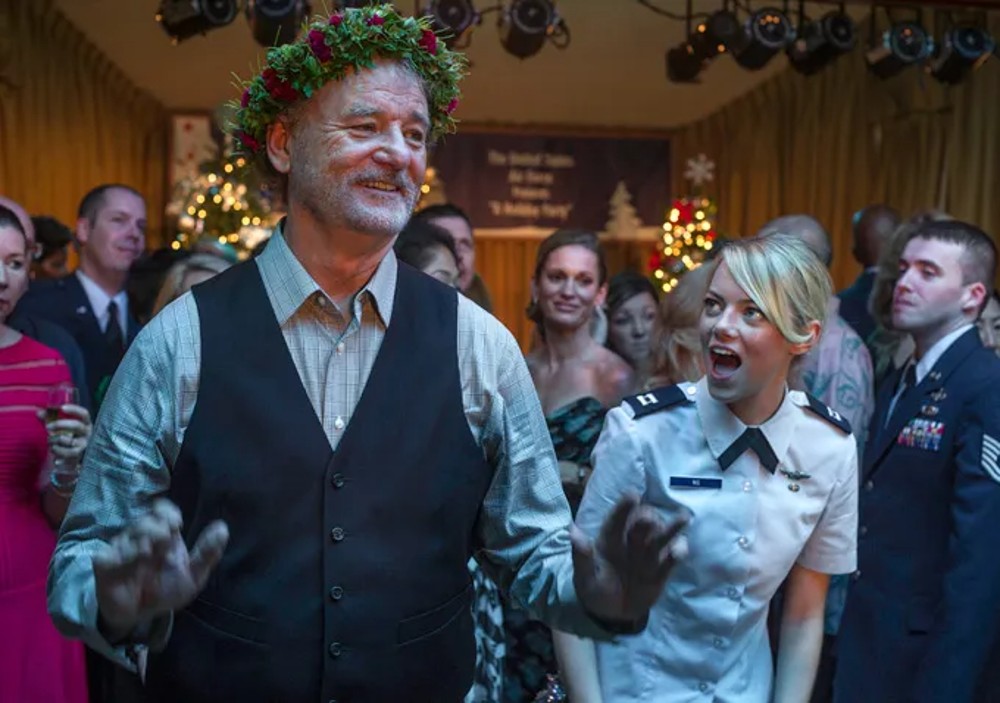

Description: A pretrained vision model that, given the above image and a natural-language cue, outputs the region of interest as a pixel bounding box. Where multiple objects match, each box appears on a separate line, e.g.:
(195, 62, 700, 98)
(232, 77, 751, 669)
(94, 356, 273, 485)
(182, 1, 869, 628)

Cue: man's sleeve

(913, 383, 1000, 701)
(46, 296, 199, 669)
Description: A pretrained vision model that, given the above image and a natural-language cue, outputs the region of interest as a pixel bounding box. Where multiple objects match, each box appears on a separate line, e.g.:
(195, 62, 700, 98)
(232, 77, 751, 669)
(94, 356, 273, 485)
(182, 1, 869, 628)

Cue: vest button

(329, 585, 344, 601)
(330, 527, 345, 542)
(328, 642, 342, 658)
(331, 473, 345, 489)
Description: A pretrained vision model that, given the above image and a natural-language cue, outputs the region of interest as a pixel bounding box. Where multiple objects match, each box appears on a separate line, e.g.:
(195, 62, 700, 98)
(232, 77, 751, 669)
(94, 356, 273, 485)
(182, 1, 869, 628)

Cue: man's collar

(256, 221, 397, 326)
(75, 270, 127, 313)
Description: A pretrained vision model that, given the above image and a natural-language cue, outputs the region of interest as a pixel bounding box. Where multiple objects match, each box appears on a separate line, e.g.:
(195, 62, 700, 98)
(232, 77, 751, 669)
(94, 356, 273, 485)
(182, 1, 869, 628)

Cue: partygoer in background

(977, 291, 1000, 354)
(151, 253, 232, 318)
(30, 215, 73, 280)
(394, 218, 461, 288)
(604, 271, 659, 391)
(836, 220, 1000, 703)
(1, 196, 91, 411)
(568, 234, 858, 702)
(17, 184, 146, 408)
(412, 203, 492, 312)
(395, 216, 504, 703)
(0, 204, 91, 703)
(838, 205, 900, 349)
(649, 263, 711, 386)
(507, 229, 633, 703)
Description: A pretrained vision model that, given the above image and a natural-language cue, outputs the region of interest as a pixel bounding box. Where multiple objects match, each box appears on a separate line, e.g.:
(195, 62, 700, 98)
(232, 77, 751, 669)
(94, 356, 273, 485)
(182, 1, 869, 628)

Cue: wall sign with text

(430, 132, 671, 231)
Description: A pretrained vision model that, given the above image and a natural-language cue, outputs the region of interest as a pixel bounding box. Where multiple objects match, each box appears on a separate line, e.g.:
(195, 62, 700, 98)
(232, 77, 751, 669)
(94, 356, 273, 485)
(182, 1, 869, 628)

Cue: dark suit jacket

(7, 309, 92, 412)
(15, 274, 140, 406)
(836, 329, 1000, 702)
(837, 270, 877, 345)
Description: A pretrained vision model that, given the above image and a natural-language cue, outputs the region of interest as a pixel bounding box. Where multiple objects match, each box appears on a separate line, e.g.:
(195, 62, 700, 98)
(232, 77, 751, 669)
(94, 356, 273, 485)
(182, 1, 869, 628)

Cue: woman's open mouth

(709, 345, 742, 380)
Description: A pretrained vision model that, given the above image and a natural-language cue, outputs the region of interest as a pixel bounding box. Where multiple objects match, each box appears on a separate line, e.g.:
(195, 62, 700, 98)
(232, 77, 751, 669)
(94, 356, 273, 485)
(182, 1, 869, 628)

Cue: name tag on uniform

(670, 476, 722, 489)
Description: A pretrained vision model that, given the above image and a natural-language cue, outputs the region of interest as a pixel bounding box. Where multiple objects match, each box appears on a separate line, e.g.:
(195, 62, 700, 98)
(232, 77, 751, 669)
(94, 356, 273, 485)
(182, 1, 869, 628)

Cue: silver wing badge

(780, 467, 811, 481)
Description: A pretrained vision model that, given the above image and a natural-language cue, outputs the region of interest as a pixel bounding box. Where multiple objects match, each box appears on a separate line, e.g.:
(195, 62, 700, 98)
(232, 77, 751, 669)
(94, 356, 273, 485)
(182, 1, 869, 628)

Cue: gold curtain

(670, 14, 1000, 290)
(0, 0, 168, 245)
(477, 236, 654, 351)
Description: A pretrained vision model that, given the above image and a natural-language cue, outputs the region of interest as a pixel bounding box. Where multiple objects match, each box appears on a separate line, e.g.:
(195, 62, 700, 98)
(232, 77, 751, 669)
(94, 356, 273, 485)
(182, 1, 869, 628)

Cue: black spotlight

(156, 0, 238, 43)
(865, 21, 934, 79)
(498, 0, 558, 59)
(666, 44, 704, 83)
(788, 11, 856, 75)
(427, 0, 479, 46)
(246, 0, 311, 47)
(733, 7, 795, 70)
(688, 9, 742, 62)
(930, 26, 995, 84)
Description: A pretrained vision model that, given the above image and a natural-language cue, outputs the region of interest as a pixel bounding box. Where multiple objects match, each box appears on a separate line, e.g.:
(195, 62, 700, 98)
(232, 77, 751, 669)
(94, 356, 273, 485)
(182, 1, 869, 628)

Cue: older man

(47, 7, 686, 703)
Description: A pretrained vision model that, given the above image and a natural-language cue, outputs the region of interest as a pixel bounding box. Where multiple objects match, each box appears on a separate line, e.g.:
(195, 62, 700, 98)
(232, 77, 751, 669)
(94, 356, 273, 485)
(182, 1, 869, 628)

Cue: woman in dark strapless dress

(504, 230, 633, 703)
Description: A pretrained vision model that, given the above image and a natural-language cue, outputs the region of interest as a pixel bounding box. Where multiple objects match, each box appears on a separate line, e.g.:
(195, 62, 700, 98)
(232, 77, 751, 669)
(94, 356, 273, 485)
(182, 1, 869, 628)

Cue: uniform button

(852, 569, 862, 581)
(331, 473, 345, 489)
(334, 416, 345, 430)
(315, 294, 326, 306)
(699, 682, 710, 693)
(727, 586, 739, 600)
(859, 525, 868, 537)
(328, 642, 342, 658)
(737, 535, 750, 549)
(329, 585, 344, 601)
(336, 342, 345, 354)
(742, 480, 752, 492)
(864, 480, 874, 492)
(330, 526, 346, 542)
(713, 637, 724, 649)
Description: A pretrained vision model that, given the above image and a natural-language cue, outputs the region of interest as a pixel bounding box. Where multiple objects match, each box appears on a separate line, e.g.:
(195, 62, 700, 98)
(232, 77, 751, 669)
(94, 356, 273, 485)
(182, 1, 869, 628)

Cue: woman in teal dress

(503, 230, 633, 703)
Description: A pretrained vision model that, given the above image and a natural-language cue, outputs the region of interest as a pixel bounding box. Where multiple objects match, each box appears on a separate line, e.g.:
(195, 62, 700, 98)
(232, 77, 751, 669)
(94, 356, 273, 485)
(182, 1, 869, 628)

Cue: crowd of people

(3, 4, 1000, 703)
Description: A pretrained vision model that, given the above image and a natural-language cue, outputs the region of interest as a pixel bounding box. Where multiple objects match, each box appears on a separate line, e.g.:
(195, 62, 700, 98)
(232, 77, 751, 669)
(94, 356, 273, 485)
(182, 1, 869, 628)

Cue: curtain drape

(0, 0, 168, 245)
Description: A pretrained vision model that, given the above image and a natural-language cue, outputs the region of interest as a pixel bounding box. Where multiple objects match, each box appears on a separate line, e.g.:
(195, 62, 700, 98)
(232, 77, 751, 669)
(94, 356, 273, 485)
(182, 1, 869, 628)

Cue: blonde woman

(649, 262, 713, 387)
(151, 253, 232, 317)
(568, 234, 859, 702)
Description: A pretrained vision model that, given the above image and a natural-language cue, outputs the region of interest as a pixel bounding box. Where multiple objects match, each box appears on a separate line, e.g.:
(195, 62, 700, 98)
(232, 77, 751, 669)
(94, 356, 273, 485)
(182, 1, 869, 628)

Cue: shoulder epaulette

(624, 384, 695, 419)
(803, 393, 852, 435)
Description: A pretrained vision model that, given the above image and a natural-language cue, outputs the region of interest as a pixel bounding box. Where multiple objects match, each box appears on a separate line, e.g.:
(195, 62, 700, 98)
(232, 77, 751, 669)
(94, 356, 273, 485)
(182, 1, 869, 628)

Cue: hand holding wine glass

(37, 384, 91, 496)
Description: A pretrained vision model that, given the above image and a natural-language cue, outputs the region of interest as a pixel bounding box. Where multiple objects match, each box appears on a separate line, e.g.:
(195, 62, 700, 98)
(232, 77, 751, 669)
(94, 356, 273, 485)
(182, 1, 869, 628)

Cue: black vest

(144, 261, 493, 702)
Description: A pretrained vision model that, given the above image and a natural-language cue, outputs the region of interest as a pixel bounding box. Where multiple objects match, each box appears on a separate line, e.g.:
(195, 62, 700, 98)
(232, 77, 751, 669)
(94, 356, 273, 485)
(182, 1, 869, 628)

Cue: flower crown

(231, 4, 467, 155)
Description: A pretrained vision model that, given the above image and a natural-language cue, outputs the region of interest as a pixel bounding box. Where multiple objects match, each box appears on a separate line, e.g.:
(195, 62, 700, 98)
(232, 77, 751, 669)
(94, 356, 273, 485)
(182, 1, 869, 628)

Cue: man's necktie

(885, 363, 918, 426)
(719, 427, 779, 473)
(105, 300, 124, 355)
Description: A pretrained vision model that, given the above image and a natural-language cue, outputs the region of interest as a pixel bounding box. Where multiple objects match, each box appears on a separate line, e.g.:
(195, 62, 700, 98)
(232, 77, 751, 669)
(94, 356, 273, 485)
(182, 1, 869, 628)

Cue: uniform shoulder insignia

(624, 384, 694, 419)
(802, 393, 852, 435)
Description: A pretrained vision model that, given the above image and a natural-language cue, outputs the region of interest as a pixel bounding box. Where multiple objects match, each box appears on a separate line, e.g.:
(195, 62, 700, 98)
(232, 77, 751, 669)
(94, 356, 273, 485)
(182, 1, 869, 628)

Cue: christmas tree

(165, 149, 278, 258)
(605, 181, 640, 239)
(648, 154, 718, 293)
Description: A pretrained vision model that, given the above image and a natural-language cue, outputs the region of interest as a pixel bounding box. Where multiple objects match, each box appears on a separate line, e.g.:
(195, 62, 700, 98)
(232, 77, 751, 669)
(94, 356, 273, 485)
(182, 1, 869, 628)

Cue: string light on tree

(648, 153, 718, 293)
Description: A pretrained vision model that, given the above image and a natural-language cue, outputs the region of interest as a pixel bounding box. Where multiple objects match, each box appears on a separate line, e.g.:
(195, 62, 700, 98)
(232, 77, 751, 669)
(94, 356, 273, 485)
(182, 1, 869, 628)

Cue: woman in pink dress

(0, 204, 92, 703)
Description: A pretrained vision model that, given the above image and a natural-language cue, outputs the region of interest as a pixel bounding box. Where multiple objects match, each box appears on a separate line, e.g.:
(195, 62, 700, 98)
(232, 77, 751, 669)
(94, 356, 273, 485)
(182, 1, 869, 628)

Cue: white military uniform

(577, 378, 858, 702)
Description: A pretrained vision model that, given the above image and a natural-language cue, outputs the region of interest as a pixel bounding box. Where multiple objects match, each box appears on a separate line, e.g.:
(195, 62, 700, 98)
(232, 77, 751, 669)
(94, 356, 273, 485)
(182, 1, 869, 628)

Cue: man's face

(892, 238, 983, 338)
(281, 60, 429, 242)
(78, 188, 147, 275)
(432, 215, 474, 290)
(978, 296, 1000, 353)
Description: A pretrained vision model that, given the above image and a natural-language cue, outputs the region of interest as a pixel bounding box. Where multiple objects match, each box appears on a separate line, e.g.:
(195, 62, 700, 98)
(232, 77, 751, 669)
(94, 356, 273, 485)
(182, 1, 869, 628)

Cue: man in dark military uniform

(836, 220, 1000, 702)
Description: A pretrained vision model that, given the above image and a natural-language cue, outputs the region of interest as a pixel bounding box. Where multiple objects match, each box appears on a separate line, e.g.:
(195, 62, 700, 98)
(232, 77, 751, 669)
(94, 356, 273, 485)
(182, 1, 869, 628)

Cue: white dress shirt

(75, 270, 128, 333)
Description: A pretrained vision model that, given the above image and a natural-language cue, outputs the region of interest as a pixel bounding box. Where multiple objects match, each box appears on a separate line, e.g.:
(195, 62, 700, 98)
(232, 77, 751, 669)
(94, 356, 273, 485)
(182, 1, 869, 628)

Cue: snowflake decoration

(683, 153, 715, 187)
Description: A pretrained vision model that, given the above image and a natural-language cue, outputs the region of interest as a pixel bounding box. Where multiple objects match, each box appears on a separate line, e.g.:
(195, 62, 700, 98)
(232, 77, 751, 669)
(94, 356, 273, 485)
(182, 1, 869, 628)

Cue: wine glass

(45, 383, 79, 429)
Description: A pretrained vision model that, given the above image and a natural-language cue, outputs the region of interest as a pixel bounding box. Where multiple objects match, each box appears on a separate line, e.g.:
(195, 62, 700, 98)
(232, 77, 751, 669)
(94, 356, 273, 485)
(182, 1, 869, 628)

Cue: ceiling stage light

(427, 0, 480, 46)
(733, 7, 795, 70)
(930, 26, 995, 84)
(666, 44, 704, 83)
(688, 9, 742, 62)
(246, 0, 311, 47)
(499, 0, 559, 59)
(865, 21, 933, 79)
(788, 11, 856, 75)
(156, 0, 238, 43)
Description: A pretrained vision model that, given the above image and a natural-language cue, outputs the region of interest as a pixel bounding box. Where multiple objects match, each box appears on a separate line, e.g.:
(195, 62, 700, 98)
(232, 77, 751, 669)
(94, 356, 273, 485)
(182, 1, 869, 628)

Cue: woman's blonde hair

(721, 234, 832, 345)
(651, 262, 713, 385)
(152, 253, 232, 317)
